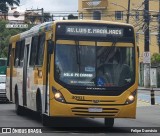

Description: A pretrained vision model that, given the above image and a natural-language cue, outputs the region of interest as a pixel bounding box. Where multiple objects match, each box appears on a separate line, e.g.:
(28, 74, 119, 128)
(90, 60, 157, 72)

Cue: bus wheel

(36, 92, 49, 126)
(15, 91, 24, 115)
(42, 114, 50, 126)
(104, 118, 114, 127)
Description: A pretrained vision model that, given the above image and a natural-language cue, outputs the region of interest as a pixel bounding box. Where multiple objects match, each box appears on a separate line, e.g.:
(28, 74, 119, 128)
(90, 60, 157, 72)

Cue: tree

(0, 19, 32, 57)
(25, 11, 52, 24)
(44, 13, 52, 22)
(0, 0, 20, 13)
(151, 53, 160, 65)
(68, 14, 78, 20)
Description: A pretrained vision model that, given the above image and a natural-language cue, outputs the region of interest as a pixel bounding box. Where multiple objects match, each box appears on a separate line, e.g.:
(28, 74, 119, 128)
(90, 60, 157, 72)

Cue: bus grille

(71, 107, 119, 117)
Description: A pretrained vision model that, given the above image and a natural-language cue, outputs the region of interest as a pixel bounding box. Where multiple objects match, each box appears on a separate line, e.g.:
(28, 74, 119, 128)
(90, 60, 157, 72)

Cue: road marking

(137, 100, 150, 107)
(138, 93, 160, 106)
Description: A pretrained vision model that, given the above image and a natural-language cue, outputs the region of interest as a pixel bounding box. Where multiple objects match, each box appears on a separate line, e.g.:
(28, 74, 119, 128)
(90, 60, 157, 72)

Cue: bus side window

(14, 42, 21, 67)
(19, 40, 25, 67)
(36, 33, 45, 66)
(7, 44, 12, 66)
(29, 36, 38, 66)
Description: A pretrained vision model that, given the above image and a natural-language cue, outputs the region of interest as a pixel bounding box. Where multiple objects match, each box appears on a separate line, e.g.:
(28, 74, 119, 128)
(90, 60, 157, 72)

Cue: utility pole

(143, 0, 150, 88)
(127, 0, 131, 23)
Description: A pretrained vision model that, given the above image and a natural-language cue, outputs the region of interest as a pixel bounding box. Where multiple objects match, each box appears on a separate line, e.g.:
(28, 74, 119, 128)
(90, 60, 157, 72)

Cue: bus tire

(42, 114, 50, 126)
(15, 90, 24, 115)
(36, 91, 49, 126)
(104, 118, 114, 127)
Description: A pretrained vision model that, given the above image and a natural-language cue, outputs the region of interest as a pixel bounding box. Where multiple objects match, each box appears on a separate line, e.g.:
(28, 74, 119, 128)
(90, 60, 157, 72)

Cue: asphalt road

(0, 100, 160, 136)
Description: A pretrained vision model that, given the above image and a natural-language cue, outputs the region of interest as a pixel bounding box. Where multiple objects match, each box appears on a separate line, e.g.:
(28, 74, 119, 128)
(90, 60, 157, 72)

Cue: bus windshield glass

(55, 43, 135, 88)
(0, 59, 7, 75)
(0, 59, 7, 66)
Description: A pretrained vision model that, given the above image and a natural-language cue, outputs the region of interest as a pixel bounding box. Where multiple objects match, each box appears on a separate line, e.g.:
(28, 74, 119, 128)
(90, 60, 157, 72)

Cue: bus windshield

(0, 59, 7, 75)
(55, 42, 135, 88)
(0, 59, 7, 66)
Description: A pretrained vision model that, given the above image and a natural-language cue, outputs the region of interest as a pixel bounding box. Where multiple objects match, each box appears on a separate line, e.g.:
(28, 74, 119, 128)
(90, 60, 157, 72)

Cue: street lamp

(111, 0, 131, 23)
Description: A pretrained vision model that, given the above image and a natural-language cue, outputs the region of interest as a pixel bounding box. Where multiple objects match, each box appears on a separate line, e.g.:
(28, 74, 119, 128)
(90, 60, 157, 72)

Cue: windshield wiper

(75, 41, 80, 64)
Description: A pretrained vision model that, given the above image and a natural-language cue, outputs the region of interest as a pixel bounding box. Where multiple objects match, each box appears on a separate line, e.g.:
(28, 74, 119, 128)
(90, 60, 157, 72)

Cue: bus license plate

(88, 107, 102, 112)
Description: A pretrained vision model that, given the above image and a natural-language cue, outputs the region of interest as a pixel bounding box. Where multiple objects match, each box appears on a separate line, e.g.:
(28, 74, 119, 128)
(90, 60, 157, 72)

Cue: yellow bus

(6, 20, 138, 127)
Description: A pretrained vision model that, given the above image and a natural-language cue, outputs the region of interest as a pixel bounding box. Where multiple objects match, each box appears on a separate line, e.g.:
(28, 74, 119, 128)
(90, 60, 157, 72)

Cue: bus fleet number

(72, 96, 85, 101)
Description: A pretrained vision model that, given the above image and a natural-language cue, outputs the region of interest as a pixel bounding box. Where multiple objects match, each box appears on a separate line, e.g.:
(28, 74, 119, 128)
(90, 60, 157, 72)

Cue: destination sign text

(65, 26, 124, 37)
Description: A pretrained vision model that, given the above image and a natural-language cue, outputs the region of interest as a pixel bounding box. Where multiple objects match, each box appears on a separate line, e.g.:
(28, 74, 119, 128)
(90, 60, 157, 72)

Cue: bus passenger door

(22, 42, 29, 106)
(45, 40, 54, 113)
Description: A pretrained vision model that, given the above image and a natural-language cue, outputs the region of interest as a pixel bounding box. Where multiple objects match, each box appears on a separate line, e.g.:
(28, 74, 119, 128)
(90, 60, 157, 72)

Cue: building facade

(78, 0, 160, 86)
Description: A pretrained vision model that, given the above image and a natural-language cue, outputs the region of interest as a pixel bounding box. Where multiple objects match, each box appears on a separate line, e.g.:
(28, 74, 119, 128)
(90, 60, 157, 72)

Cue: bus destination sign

(64, 26, 124, 37)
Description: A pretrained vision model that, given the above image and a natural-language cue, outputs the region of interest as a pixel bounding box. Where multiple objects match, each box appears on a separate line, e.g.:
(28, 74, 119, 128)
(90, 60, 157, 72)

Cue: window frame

(115, 11, 123, 20)
(19, 40, 25, 67)
(29, 35, 39, 67)
(14, 41, 21, 67)
(35, 33, 45, 66)
(93, 11, 101, 20)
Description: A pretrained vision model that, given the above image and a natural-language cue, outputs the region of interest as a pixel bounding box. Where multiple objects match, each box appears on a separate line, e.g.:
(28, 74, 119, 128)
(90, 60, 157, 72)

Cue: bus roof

(54, 20, 134, 27)
(10, 20, 134, 42)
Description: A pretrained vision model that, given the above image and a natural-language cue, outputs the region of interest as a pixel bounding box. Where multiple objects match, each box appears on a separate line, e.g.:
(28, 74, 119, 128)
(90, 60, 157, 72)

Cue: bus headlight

(52, 87, 66, 103)
(55, 92, 61, 99)
(125, 90, 137, 105)
(128, 95, 134, 101)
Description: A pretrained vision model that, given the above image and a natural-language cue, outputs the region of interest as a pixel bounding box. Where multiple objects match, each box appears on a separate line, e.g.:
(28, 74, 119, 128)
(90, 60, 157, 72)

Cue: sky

(19, 0, 78, 12)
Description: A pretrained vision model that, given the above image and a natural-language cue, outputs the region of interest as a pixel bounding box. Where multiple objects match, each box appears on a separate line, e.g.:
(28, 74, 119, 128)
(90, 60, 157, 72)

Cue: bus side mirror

(48, 40, 54, 54)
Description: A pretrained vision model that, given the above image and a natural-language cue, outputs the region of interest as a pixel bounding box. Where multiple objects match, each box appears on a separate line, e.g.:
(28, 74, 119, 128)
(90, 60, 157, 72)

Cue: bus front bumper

(0, 92, 7, 101)
(49, 100, 137, 118)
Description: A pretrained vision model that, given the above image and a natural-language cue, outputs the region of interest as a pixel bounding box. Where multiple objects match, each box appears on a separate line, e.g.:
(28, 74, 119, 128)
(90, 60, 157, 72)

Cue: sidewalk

(137, 100, 151, 107)
(137, 87, 160, 105)
(138, 86, 160, 91)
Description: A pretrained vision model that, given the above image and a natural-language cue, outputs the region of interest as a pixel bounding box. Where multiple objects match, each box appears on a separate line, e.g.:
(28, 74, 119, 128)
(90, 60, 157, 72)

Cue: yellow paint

(9, 34, 20, 43)
(97, 42, 133, 47)
(49, 83, 137, 118)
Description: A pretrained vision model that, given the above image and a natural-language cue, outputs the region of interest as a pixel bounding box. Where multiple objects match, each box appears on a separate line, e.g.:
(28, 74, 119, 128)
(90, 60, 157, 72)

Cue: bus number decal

(72, 96, 85, 101)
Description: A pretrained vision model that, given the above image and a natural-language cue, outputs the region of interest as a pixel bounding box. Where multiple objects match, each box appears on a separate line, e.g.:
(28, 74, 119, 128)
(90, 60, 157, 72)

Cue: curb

(138, 88, 160, 91)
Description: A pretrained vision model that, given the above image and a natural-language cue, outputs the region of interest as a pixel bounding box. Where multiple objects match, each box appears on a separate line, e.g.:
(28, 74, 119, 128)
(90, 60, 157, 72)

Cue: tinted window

(30, 36, 38, 66)
(55, 43, 135, 88)
(36, 34, 45, 66)
(0, 60, 6, 66)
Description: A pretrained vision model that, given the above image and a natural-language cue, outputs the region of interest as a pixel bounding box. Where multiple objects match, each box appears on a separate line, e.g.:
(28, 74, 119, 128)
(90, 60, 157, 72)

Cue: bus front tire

(42, 114, 50, 126)
(104, 118, 114, 127)
(36, 92, 49, 126)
